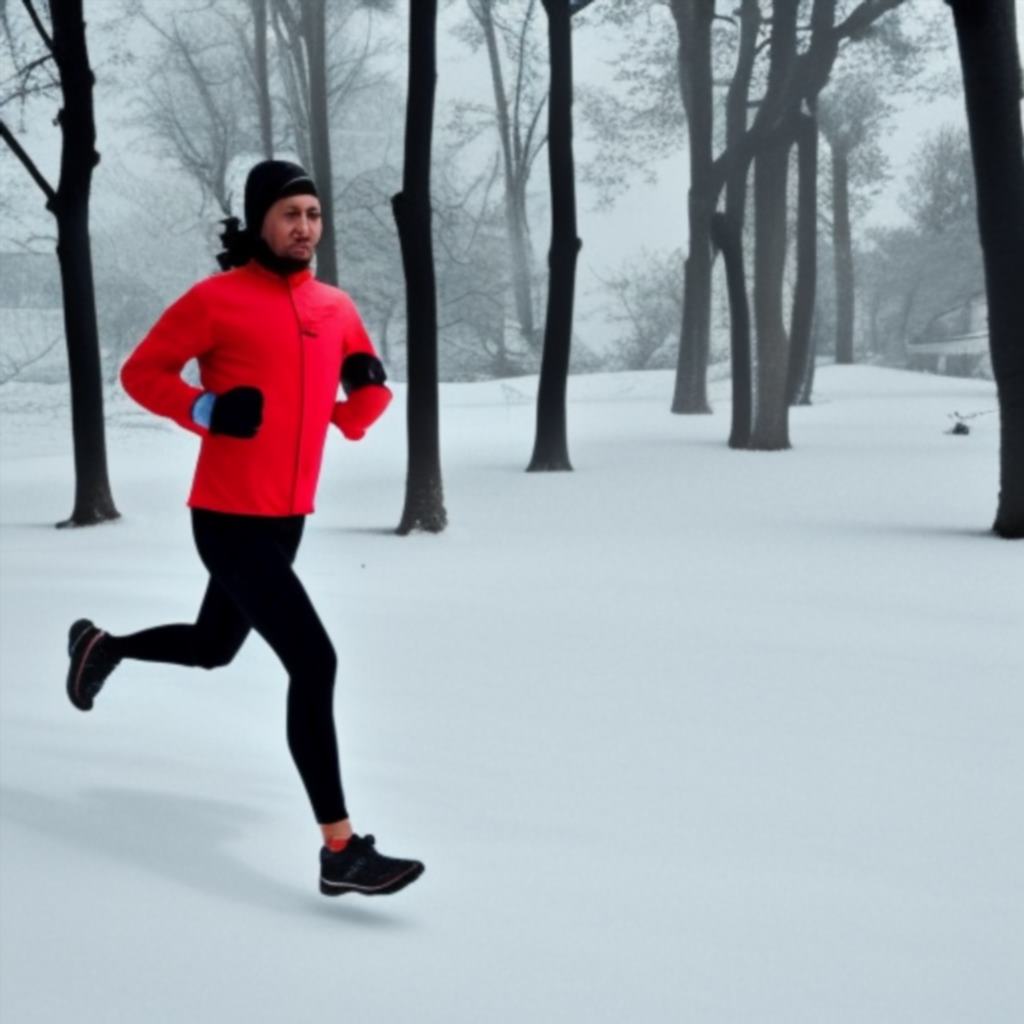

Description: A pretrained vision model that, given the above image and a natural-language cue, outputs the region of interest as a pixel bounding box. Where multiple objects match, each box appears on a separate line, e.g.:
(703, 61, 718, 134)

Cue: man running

(66, 159, 424, 899)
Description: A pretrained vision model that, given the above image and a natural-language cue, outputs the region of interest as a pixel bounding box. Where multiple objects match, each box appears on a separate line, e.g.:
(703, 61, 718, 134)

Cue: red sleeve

(119, 285, 213, 436)
(330, 297, 392, 440)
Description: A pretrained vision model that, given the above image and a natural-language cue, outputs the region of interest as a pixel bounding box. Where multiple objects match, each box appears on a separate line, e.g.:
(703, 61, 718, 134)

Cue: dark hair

(216, 217, 256, 271)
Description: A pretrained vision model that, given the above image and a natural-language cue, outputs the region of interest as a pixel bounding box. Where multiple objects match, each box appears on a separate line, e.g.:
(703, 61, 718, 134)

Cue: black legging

(105, 508, 346, 824)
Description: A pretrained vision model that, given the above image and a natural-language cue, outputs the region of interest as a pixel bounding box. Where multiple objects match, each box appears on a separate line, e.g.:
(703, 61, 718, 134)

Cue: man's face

(260, 194, 323, 262)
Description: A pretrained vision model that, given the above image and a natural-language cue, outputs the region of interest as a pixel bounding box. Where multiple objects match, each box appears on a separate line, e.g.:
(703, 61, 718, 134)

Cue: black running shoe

(319, 834, 425, 897)
(67, 618, 120, 712)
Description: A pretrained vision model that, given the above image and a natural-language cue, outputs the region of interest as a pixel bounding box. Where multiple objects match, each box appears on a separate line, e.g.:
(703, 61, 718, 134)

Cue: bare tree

(846, 123, 979, 375)
(133, 8, 254, 216)
(591, 0, 908, 438)
(819, 76, 885, 366)
(527, 0, 597, 472)
(299, 0, 338, 284)
(253, 0, 273, 156)
(393, 0, 446, 533)
(786, 104, 819, 405)
(128, 0, 392, 279)
(817, 13, 934, 369)
(595, 248, 684, 370)
(722, 0, 909, 450)
(460, 0, 548, 351)
(712, 0, 759, 447)
(945, 0, 1024, 538)
(0, 0, 119, 526)
(667, 0, 715, 415)
(270, 0, 395, 284)
(433, 153, 520, 379)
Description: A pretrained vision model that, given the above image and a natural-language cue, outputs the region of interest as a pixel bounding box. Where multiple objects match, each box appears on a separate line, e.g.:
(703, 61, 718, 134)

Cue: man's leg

(190, 510, 347, 826)
(67, 506, 307, 702)
(104, 577, 251, 668)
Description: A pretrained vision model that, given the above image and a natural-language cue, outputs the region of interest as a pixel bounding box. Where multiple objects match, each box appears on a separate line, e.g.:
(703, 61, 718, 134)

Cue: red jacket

(120, 260, 391, 516)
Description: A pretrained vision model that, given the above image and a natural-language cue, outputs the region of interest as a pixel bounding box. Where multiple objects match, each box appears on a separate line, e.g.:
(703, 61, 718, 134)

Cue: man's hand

(333, 384, 391, 440)
(209, 386, 264, 438)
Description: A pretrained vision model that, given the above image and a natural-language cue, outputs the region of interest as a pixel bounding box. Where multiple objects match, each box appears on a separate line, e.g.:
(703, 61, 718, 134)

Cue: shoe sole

(67, 619, 102, 712)
(319, 862, 425, 897)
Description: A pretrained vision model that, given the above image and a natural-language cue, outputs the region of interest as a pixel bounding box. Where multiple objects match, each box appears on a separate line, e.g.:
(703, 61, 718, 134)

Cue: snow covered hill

(1, 366, 1020, 1023)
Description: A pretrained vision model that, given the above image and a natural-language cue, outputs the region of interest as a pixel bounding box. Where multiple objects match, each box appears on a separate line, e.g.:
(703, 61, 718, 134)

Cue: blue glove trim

(191, 391, 216, 429)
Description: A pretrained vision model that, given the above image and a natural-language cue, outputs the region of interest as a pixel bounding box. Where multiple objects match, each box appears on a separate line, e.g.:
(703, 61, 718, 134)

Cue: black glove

(341, 352, 387, 396)
(210, 386, 263, 438)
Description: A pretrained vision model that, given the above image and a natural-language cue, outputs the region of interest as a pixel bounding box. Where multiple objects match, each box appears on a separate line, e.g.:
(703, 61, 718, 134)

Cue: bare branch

(834, 0, 905, 41)
(512, 0, 537, 168)
(0, 118, 56, 205)
(521, 91, 548, 175)
(0, 333, 61, 385)
(20, 0, 53, 54)
(0, 52, 54, 95)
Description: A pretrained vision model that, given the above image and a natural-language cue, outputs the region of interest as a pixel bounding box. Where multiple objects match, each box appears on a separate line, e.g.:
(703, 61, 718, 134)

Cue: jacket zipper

(286, 280, 305, 514)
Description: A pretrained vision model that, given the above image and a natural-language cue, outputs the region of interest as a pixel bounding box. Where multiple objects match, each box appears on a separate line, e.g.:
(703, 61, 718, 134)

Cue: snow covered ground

(1, 365, 1020, 1023)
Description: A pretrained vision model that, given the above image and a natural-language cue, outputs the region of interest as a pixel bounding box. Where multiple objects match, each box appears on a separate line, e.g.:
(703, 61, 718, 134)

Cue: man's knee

(313, 638, 337, 684)
(298, 635, 336, 689)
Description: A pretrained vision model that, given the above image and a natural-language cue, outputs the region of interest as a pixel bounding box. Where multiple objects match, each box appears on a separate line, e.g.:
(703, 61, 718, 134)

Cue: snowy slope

(1, 366, 1021, 1023)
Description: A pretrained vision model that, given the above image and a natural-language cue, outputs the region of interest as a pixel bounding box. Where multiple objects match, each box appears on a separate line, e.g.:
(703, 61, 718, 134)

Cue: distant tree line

(1, 0, 1021, 535)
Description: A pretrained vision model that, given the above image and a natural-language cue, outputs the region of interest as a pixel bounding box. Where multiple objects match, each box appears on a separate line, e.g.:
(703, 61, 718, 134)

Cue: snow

(1, 365, 1021, 1023)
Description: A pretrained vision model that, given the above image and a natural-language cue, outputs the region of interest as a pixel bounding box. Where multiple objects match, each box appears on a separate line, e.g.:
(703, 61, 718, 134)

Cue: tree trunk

(254, 0, 273, 158)
(301, 0, 337, 286)
(749, 127, 794, 451)
(947, 0, 1024, 537)
(509, 179, 538, 351)
(788, 110, 818, 406)
(52, 0, 119, 527)
(832, 142, 854, 364)
(528, 0, 579, 472)
(478, 2, 537, 350)
(897, 279, 920, 356)
(720, 0, 759, 449)
(712, 213, 752, 447)
(797, 311, 819, 405)
(270, 2, 312, 169)
(392, 0, 446, 533)
(747, 0, 798, 450)
(670, 1, 715, 414)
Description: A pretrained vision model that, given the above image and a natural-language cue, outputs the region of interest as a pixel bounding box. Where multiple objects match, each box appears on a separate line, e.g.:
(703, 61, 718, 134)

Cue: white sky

(0, 1, 1016, 310)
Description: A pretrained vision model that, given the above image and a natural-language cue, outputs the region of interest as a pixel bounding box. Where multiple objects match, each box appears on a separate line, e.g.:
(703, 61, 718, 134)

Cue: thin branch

(512, 0, 536, 168)
(0, 334, 62, 386)
(521, 89, 547, 167)
(0, 52, 54, 93)
(327, 18, 374, 104)
(20, 0, 53, 54)
(0, 119, 56, 205)
(0, 78, 59, 107)
(834, 0, 905, 42)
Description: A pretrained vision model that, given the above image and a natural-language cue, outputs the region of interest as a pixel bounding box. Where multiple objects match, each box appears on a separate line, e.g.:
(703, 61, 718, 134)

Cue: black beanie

(216, 160, 319, 272)
(244, 159, 319, 236)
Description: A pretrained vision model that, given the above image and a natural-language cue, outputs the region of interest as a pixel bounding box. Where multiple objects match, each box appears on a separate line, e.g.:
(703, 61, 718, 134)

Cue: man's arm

(120, 286, 214, 436)
(331, 299, 392, 441)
